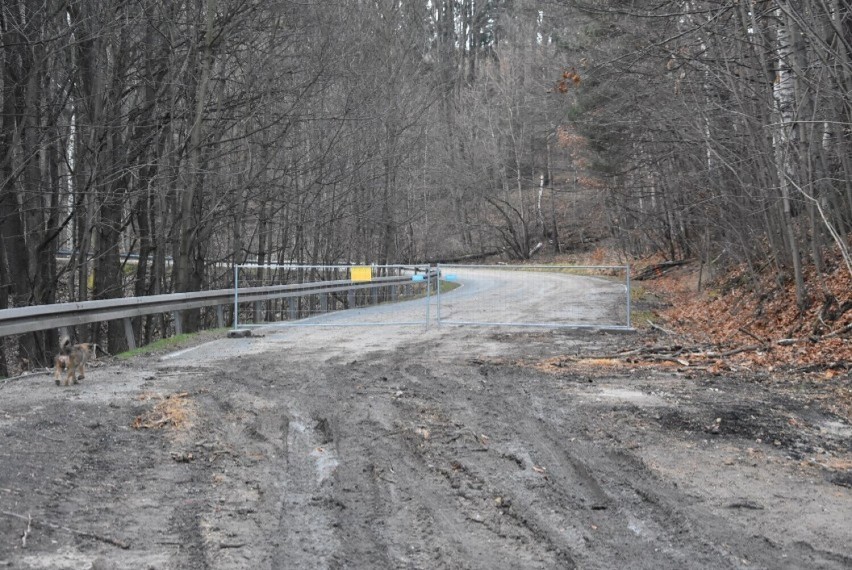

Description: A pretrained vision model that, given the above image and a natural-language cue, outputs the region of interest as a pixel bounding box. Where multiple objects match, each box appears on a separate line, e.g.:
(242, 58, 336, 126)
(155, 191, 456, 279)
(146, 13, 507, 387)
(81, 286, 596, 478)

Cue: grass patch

(116, 328, 229, 360)
(630, 309, 654, 329)
(628, 284, 657, 329)
(439, 280, 461, 294)
(405, 279, 461, 301)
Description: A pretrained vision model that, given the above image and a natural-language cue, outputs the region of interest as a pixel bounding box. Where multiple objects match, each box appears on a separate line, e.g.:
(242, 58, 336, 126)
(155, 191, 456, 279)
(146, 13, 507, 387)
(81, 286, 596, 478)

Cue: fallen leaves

(526, 250, 851, 423)
(132, 392, 194, 430)
(652, 255, 852, 371)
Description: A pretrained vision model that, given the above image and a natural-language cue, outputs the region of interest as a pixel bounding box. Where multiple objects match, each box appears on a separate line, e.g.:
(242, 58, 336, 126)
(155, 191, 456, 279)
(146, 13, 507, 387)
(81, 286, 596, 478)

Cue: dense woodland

(2, 0, 851, 368)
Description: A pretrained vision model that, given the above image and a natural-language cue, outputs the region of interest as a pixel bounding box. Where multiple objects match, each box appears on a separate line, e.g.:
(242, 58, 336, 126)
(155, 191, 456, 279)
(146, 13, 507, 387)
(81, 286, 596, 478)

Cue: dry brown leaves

(636, 252, 852, 421)
(651, 253, 852, 370)
(132, 392, 194, 430)
(533, 357, 667, 375)
(516, 251, 852, 423)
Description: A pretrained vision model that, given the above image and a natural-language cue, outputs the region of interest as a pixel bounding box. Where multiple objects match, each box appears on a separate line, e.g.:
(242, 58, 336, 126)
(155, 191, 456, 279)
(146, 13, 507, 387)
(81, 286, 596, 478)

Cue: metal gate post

(425, 266, 431, 326)
(233, 265, 239, 329)
(626, 264, 632, 329)
(436, 264, 442, 326)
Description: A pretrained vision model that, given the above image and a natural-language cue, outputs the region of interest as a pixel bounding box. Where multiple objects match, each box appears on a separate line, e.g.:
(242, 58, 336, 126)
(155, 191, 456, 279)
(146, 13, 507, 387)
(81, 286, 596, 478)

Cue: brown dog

(54, 336, 97, 386)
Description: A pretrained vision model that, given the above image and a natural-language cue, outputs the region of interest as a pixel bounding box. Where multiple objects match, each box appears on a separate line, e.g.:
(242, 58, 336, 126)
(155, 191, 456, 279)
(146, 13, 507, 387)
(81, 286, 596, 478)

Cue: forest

(2, 0, 851, 368)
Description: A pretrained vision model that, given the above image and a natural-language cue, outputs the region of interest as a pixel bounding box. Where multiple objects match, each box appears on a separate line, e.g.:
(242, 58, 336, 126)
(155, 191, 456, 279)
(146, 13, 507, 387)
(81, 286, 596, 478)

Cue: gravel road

(1, 272, 850, 569)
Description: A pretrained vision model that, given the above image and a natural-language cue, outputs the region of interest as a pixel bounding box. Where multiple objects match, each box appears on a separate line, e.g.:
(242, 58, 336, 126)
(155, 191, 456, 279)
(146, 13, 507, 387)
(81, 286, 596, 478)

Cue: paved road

(249, 268, 628, 329)
(435, 267, 628, 327)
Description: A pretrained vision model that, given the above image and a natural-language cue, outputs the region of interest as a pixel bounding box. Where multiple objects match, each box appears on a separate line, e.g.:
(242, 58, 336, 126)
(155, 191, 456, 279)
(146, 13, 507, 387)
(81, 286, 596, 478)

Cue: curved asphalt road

(245, 267, 629, 330)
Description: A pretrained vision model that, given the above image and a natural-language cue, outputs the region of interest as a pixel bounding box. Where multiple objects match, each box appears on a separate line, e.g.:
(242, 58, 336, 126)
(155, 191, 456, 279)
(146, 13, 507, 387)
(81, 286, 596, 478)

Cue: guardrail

(0, 270, 438, 350)
(233, 264, 437, 328)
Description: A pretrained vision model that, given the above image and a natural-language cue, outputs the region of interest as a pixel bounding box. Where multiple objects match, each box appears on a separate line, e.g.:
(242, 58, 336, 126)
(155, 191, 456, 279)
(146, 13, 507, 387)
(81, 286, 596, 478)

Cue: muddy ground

(0, 321, 850, 570)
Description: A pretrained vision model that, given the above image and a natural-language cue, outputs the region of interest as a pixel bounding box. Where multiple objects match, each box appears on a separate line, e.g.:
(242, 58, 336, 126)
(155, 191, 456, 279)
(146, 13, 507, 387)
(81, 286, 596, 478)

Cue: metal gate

(435, 264, 632, 330)
(233, 264, 435, 328)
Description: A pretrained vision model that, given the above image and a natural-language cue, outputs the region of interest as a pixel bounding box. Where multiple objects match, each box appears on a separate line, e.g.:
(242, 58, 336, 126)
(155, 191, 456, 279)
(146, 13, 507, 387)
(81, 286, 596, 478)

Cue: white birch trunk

(773, 4, 806, 305)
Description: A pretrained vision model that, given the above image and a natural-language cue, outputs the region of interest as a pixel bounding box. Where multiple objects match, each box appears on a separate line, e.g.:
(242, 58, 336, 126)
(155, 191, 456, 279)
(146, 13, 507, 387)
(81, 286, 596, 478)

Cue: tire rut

(380, 351, 831, 569)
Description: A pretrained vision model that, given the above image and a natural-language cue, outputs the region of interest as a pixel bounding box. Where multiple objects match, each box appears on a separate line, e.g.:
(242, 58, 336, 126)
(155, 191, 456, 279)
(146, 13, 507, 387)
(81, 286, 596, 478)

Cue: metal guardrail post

(123, 318, 136, 350)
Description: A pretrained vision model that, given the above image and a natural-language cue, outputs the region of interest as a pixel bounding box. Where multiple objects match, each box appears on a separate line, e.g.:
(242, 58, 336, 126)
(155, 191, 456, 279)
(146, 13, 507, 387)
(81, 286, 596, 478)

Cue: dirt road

(1, 273, 850, 569)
